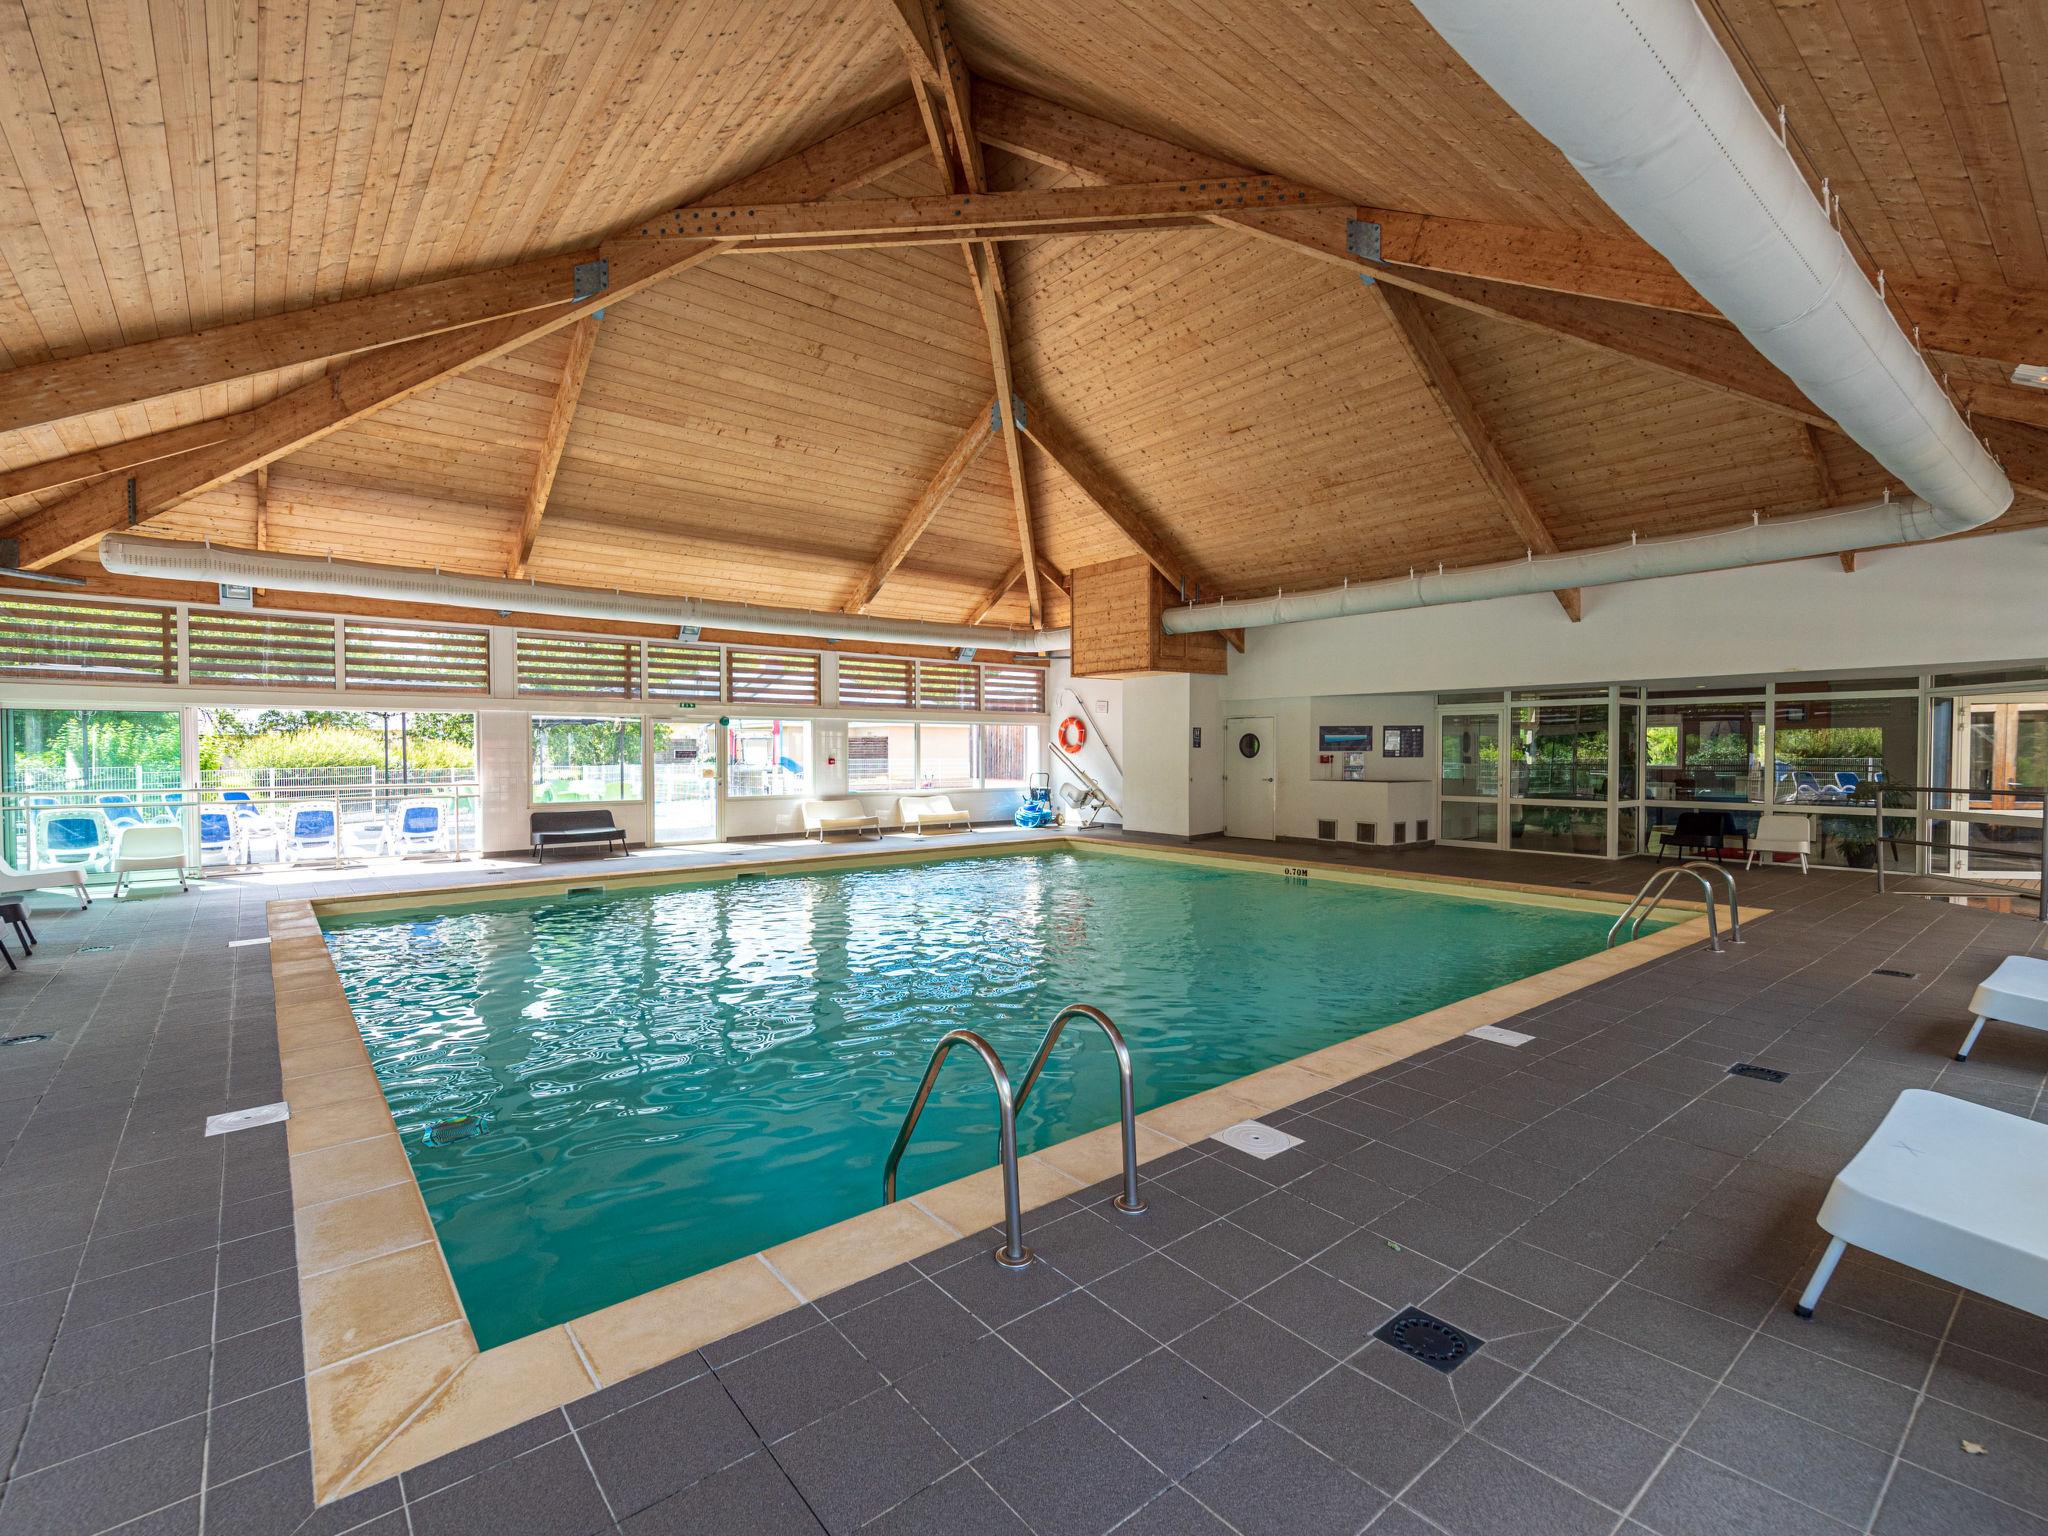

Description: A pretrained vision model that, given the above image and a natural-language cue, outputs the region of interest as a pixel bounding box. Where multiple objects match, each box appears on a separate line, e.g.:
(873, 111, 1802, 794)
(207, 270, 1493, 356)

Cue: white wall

(1119, 674, 1225, 839)
(1222, 529, 2048, 700)
(1045, 659, 1126, 824)
(1225, 694, 1436, 841)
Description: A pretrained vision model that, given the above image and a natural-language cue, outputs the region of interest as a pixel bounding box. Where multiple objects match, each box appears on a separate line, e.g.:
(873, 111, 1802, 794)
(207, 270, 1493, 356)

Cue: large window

(847, 722, 916, 792)
(531, 715, 643, 803)
(919, 723, 975, 788)
(727, 720, 809, 797)
(976, 724, 1037, 788)
(1510, 704, 1608, 801)
(1645, 697, 1764, 803)
(1773, 694, 1918, 803)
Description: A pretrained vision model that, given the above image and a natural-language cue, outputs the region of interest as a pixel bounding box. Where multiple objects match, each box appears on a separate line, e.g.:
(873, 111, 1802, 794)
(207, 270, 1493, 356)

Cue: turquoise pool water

(321, 848, 1653, 1347)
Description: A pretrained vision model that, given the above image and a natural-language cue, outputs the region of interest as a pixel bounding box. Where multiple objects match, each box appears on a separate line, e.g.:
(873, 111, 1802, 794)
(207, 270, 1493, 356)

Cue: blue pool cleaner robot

(1013, 772, 1059, 828)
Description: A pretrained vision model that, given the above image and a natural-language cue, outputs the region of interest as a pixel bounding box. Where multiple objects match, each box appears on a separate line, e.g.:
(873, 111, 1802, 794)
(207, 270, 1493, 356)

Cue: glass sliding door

(1439, 708, 1503, 847)
(2, 708, 184, 870)
(652, 720, 719, 844)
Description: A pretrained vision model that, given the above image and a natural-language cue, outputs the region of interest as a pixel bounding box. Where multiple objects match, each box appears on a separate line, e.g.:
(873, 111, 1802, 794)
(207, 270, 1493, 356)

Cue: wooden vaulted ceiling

(1, 0, 2046, 636)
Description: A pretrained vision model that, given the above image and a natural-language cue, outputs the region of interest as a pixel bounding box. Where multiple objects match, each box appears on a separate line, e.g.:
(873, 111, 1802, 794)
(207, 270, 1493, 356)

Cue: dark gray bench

(530, 809, 627, 862)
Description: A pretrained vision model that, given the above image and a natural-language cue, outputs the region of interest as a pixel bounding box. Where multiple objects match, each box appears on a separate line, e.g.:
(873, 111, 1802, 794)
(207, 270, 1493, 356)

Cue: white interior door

(1223, 716, 1276, 839)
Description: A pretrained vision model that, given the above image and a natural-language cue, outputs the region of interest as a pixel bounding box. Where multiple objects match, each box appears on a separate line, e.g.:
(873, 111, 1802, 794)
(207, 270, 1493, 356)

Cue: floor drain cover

(77, 944, 114, 953)
(1372, 1307, 1483, 1373)
(1211, 1120, 1303, 1159)
(0, 1034, 49, 1046)
(1872, 968, 1918, 979)
(1728, 1063, 1788, 1083)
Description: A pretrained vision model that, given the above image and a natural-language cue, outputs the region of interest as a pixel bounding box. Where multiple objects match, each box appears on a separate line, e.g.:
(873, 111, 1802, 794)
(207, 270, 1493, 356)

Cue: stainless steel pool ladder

(1606, 860, 1742, 952)
(882, 1003, 1147, 1271)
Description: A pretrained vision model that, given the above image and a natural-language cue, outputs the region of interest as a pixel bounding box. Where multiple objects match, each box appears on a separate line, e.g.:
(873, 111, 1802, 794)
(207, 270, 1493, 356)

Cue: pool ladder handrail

(883, 1030, 1034, 1269)
(1607, 861, 1742, 951)
(1015, 1003, 1147, 1216)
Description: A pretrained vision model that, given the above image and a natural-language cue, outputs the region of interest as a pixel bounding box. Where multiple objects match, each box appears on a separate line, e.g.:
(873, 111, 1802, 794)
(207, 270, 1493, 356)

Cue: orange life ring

(1057, 715, 1088, 753)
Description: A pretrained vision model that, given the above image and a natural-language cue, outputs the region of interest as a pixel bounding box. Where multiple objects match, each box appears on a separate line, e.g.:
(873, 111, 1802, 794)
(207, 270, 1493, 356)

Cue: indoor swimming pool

(321, 846, 1662, 1347)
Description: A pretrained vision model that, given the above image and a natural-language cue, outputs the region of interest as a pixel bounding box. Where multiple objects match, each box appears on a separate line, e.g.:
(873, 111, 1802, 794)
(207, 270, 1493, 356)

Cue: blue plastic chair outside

(401, 806, 440, 835)
(198, 812, 235, 855)
(45, 815, 105, 865)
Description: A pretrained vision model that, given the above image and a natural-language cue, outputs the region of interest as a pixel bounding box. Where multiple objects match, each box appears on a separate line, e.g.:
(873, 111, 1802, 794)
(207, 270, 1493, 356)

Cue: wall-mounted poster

(1383, 725, 1427, 758)
(1317, 725, 1374, 752)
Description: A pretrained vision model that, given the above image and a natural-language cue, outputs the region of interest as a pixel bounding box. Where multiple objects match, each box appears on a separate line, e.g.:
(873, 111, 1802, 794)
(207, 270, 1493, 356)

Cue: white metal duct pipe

(1161, 495, 1953, 634)
(1407, 0, 2011, 530)
(96, 536, 1070, 654)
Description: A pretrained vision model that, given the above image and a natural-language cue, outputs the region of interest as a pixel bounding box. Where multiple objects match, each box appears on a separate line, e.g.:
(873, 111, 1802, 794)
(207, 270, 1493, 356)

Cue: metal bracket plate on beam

(990, 397, 1027, 433)
(573, 260, 610, 303)
(1345, 218, 1382, 263)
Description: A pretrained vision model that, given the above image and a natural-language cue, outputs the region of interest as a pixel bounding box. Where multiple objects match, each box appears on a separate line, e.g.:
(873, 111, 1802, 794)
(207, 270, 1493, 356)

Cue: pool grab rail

(883, 1030, 1034, 1269)
(1015, 1004, 1147, 1216)
(1607, 861, 1740, 951)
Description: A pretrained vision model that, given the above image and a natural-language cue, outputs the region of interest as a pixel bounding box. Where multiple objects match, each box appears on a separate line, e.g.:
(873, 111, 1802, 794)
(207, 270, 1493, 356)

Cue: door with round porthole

(1223, 715, 1276, 839)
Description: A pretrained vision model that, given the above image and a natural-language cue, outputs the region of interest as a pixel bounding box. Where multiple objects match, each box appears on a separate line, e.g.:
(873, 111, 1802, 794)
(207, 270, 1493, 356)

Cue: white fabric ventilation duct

(96, 536, 1070, 655)
(1169, 0, 2013, 638)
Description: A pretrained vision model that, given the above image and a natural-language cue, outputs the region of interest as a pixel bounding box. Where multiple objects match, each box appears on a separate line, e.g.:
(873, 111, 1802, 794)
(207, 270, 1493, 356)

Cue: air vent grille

(1316, 819, 1337, 840)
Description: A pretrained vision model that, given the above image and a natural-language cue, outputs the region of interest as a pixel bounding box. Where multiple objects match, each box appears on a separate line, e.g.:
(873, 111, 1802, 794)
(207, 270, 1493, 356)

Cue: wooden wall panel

(1071, 554, 1224, 677)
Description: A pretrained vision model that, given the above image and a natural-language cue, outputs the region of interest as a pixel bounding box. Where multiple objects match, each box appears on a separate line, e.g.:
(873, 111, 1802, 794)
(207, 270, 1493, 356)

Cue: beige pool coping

(271, 836, 1752, 1503)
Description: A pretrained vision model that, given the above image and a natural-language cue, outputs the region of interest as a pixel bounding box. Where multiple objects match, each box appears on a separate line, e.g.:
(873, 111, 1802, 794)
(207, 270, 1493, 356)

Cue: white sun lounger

(1796, 1088, 2048, 1321)
(800, 798, 881, 841)
(0, 856, 90, 908)
(1955, 954, 2048, 1062)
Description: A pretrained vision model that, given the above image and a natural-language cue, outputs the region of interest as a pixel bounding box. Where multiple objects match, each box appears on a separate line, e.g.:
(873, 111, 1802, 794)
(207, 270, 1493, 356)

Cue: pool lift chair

(883, 1003, 1146, 1270)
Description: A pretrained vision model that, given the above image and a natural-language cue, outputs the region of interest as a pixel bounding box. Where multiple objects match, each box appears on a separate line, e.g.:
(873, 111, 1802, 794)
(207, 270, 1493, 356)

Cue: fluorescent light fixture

(955, 646, 977, 661)
(2012, 363, 2048, 391)
(676, 624, 701, 642)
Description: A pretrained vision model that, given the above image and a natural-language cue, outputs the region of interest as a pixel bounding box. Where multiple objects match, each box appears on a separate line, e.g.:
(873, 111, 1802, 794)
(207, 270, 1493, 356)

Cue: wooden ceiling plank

(1019, 398, 1194, 595)
(0, 414, 239, 502)
(510, 315, 601, 578)
(967, 555, 1025, 624)
(0, 97, 931, 439)
(845, 396, 995, 611)
(1374, 282, 1581, 620)
(7, 100, 935, 569)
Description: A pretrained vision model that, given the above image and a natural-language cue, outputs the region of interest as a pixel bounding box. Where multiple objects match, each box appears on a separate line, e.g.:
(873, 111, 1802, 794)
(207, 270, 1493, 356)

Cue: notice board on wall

(1383, 725, 1426, 758)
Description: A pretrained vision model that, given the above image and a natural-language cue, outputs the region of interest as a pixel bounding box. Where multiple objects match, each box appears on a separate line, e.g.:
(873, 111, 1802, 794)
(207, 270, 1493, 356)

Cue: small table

(0, 901, 32, 971)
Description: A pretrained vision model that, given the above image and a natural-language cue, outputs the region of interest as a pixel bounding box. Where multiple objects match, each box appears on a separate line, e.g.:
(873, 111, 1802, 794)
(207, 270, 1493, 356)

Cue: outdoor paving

(0, 829, 2044, 1534)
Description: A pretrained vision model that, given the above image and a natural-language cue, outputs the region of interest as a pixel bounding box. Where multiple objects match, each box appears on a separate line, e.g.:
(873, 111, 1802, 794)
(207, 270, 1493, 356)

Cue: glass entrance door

(1439, 709, 1504, 847)
(1949, 699, 2048, 878)
(652, 720, 719, 844)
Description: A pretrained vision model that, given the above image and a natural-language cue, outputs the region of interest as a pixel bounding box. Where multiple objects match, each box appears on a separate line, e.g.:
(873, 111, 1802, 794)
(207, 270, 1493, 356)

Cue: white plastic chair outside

(283, 806, 340, 863)
(1746, 812, 1811, 874)
(390, 802, 447, 855)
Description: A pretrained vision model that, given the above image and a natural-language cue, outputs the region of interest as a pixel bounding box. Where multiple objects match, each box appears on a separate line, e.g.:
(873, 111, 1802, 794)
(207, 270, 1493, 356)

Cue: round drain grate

(1384, 1314, 1470, 1367)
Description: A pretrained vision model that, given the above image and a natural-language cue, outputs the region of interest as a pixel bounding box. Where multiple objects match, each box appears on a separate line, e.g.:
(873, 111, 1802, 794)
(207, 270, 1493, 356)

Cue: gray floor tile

(928, 1246, 1076, 1328)
(1088, 1252, 1234, 1344)
(894, 1332, 1065, 1460)
(1157, 1156, 1272, 1215)
(1161, 1221, 1296, 1299)
(1465, 1240, 1616, 1319)
(975, 1400, 1166, 1536)
(1036, 1208, 1154, 1286)
(620, 1450, 824, 1535)
(1873, 1465, 2048, 1536)
(1180, 1421, 1385, 1536)
(1111, 1487, 1236, 1535)
(1173, 1303, 1334, 1414)
(1082, 1350, 1257, 1482)
(1477, 1376, 1671, 1509)
(717, 1325, 886, 1442)
(408, 1435, 616, 1536)
(401, 1411, 572, 1502)
(1585, 1284, 1754, 1378)
(1248, 1261, 1391, 1360)
(832, 1276, 984, 1383)
(1684, 1386, 1891, 1526)
(1279, 1364, 1461, 1492)
(1533, 1327, 1718, 1441)
(1631, 1449, 1853, 1536)
(1001, 1290, 1154, 1396)
(1314, 1230, 1455, 1308)
(1228, 1189, 1353, 1260)
(0, 1412, 206, 1536)
(1902, 1396, 2048, 1519)
(13, 1345, 210, 1476)
(205, 1378, 312, 1487)
(1404, 1434, 1614, 1536)
(578, 1374, 760, 1517)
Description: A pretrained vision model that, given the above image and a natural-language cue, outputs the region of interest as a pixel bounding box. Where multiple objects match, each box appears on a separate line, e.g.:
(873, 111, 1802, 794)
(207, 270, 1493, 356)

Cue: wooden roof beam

(509, 316, 601, 579)
(0, 100, 931, 439)
(968, 557, 1026, 625)
(1374, 284, 1581, 621)
(4, 103, 932, 570)
(0, 415, 242, 502)
(970, 246, 1042, 625)
(1018, 399, 1196, 597)
(845, 397, 995, 612)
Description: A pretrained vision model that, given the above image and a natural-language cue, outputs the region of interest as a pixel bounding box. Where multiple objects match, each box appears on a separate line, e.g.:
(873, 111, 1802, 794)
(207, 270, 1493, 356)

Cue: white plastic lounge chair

(1955, 954, 2048, 1062)
(0, 856, 89, 908)
(110, 824, 189, 897)
(390, 802, 447, 855)
(40, 811, 109, 869)
(283, 806, 340, 863)
(1796, 1089, 2048, 1321)
(801, 798, 882, 841)
(899, 795, 972, 835)
(1746, 812, 1812, 874)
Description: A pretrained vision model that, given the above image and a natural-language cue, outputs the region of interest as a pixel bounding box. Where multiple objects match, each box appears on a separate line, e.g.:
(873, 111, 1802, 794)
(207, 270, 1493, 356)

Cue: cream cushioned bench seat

(1956, 954, 2048, 1062)
(1796, 1088, 2048, 1320)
